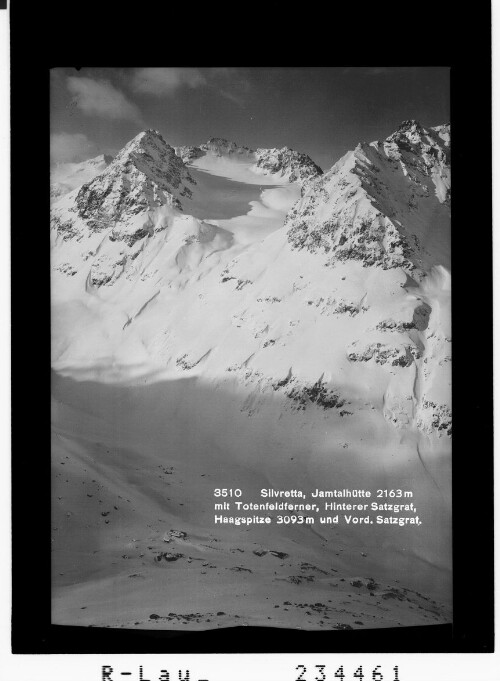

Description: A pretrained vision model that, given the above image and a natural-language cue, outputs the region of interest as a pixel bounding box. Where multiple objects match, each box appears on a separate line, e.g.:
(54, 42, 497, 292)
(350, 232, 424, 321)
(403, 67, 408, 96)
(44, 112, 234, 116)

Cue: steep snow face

(50, 154, 114, 202)
(286, 120, 450, 274)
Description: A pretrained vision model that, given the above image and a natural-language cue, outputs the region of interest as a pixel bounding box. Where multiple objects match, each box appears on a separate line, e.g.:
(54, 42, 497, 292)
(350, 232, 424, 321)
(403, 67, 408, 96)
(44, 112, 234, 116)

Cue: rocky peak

(200, 138, 251, 155)
(385, 120, 449, 158)
(397, 119, 424, 133)
(112, 129, 181, 173)
(125, 128, 166, 148)
(54, 130, 197, 237)
(175, 145, 204, 164)
(383, 121, 450, 196)
(254, 146, 323, 184)
(285, 120, 451, 272)
(386, 120, 426, 149)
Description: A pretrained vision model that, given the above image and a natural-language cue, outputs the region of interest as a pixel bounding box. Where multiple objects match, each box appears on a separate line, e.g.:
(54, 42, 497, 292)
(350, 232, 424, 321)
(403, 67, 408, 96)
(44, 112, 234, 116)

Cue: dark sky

(50, 67, 450, 171)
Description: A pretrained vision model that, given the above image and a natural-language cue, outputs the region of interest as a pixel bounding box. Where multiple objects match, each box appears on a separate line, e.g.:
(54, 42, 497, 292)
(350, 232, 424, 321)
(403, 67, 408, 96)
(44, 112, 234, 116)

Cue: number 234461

(295, 665, 400, 681)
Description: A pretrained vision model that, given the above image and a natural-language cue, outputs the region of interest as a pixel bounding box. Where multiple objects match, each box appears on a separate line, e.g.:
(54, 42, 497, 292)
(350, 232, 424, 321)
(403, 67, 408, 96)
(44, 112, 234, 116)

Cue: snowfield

(51, 122, 452, 630)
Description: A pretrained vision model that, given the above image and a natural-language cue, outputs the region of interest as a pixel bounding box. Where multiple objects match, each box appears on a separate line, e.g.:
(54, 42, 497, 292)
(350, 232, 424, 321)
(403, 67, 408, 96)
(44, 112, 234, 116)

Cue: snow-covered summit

(75, 129, 196, 220)
(51, 129, 197, 248)
(285, 120, 450, 274)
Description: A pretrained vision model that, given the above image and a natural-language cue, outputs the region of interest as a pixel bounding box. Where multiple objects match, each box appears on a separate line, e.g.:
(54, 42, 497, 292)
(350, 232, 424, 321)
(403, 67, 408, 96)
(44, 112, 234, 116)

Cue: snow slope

(51, 122, 452, 630)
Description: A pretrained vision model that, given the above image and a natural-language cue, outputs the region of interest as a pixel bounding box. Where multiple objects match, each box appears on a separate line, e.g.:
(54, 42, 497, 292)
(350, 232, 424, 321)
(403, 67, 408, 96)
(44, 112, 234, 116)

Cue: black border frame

(10, 4, 493, 655)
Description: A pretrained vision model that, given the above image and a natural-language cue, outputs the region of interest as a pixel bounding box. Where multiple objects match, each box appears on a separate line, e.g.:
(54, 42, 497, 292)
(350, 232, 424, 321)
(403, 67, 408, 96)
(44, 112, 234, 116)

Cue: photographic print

(49, 67, 452, 634)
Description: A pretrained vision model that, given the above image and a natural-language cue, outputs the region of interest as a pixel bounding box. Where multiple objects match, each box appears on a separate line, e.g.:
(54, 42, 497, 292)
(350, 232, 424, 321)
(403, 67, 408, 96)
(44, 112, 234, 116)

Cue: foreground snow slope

(52, 369, 451, 630)
(51, 121, 452, 630)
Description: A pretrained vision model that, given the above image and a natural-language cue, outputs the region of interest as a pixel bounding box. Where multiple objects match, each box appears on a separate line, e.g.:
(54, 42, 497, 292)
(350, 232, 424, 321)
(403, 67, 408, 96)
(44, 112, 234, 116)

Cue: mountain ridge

(285, 120, 450, 275)
(50, 120, 451, 441)
(175, 138, 323, 186)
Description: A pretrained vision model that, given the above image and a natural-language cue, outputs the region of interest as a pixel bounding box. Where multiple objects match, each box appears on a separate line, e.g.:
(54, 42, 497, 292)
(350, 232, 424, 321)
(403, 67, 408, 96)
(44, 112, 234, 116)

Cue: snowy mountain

(51, 130, 200, 278)
(286, 120, 450, 272)
(254, 146, 323, 185)
(51, 122, 451, 438)
(75, 130, 195, 217)
(51, 121, 452, 631)
(175, 137, 323, 185)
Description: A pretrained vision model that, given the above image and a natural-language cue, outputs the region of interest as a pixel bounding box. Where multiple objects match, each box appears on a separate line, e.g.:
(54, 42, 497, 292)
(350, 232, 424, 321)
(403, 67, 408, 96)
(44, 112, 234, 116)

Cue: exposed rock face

(74, 130, 196, 226)
(175, 138, 253, 161)
(254, 146, 323, 185)
(50, 130, 198, 253)
(416, 400, 452, 437)
(200, 137, 252, 156)
(285, 120, 450, 274)
(174, 145, 205, 164)
(347, 340, 421, 367)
